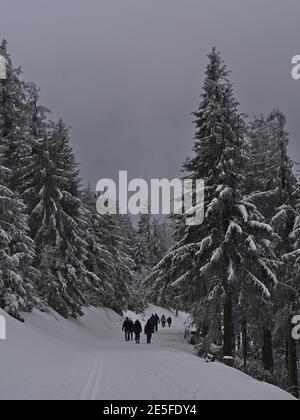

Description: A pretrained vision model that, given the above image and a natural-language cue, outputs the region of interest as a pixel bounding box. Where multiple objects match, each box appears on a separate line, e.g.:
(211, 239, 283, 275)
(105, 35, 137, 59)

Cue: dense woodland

(0, 41, 299, 397)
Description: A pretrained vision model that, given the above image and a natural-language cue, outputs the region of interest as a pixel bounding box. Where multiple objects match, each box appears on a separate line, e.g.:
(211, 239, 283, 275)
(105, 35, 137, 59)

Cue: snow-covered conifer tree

(0, 40, 39, 320)
(0, 40, 31, 191)
(80, 186, 119, 308)
(0, 143, 37, 320)
(247, 109, 299, 391)
(148, 49, 277, 360)
(22, 121, 87, 318)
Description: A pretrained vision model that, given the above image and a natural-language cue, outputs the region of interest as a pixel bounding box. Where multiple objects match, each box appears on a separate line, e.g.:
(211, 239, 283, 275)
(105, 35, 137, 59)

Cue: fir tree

(81, 187, 122, 308)
(0, 143, 37, 321)
(0, 40, 30, 191)
(148, 49, 277, 360)
(0, 40, 39, 321)
(22, 121, 87, 318)
(247, 109, 299, 391)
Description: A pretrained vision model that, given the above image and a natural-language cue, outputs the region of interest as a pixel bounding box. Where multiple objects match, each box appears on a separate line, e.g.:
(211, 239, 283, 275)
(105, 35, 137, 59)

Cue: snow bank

(0, 306, 295, 400)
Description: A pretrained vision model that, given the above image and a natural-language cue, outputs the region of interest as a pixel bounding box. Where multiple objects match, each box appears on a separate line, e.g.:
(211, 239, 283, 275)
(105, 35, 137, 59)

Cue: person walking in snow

(154, 314, 160, 333)
(128, 318, 134, 341)
(161, 315, 166, 328)
(122, 317, 131, 342)
(167, 317, 172, 328)
(145, 320, 153, 344)
(149, 315, 156, 333)
(134, 319, 142, 344)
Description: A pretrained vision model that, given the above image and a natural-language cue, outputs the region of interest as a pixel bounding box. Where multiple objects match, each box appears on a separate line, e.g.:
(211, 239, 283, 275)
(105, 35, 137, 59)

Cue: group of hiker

(122, 314, 173, 344)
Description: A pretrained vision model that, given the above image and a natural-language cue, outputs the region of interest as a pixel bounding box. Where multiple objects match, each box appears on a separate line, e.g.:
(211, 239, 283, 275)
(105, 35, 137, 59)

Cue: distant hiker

(161, 315, 166, 328)
(145, 320, 153, 344)
(128, 319, 134, 341)
(122, 317, 131, 341)
(154, 314, 160, 332)
(134, 320, 142, 344)
(150, 315, 156, 333)
(167, 317, 172, 328)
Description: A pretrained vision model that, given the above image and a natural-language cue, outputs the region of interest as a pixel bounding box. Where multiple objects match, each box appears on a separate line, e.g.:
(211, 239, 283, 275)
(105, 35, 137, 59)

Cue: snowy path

(0, 306, 295, 400)
(74, 327, 292, 401)
(77, 328, 199, 400)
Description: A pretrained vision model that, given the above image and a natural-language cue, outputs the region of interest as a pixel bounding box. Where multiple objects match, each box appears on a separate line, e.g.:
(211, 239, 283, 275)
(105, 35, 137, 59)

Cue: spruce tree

(247, 109, 299, 389)
(268, 112, 299, 396)
(0, 40, 39, 321)
(282, 211, 300, 398)
(148, 49, 277, 360)
(0, 143, 37, 321)
(22, 121, 87, 318)
(81, 186, 120, 308)
(0, 40, 30, 191)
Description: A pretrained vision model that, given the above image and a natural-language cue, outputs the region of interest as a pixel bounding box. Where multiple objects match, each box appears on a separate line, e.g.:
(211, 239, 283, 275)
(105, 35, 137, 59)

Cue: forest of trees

(147, 48, 300, 397)
(0, 40, 171, 320)
(0, 41, 299, 397)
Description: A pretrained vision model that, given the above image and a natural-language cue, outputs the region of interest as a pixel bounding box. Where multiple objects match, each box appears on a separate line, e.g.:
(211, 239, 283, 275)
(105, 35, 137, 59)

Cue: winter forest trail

(0, 306, 295, 400)
(78, 326, 197, 400)
(75, 325, 293, 401)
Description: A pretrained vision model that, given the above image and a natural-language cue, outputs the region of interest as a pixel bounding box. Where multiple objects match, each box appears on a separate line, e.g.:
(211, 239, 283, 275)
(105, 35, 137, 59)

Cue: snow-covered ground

(0, 305, 295, 400)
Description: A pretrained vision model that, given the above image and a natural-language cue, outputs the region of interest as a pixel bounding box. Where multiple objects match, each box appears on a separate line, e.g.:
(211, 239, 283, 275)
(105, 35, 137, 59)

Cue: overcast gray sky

(1, 0, 299, 186)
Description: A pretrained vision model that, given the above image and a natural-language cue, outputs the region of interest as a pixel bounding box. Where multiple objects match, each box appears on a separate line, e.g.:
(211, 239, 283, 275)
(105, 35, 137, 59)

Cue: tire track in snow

(80, 353, 104, 400)
(90, 355, 104, 400)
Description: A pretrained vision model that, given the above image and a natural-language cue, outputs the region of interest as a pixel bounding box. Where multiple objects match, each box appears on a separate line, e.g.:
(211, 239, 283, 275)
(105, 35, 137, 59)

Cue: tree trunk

(242, 320, 248, 370)
(285, 340, 289, 375)
(288, 321, 299, 399)
(223, 294, 233, 357)
(201, 322, 209, 338)
(263, 329, 274, 373)
(236, 334, 241, 352)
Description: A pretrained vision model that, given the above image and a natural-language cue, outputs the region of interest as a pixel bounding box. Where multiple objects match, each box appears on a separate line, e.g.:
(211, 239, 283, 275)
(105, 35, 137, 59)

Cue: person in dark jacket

(154, 314, 160, 333)
(145, 320, 153, 344)
(134, 319, 142, 344)
(161, 315, 166, 328)
(167, 317, 172, 328)
(128, 319, 134, 341)
(122, 317, 131, 341)
(149, 315, 156, 333)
